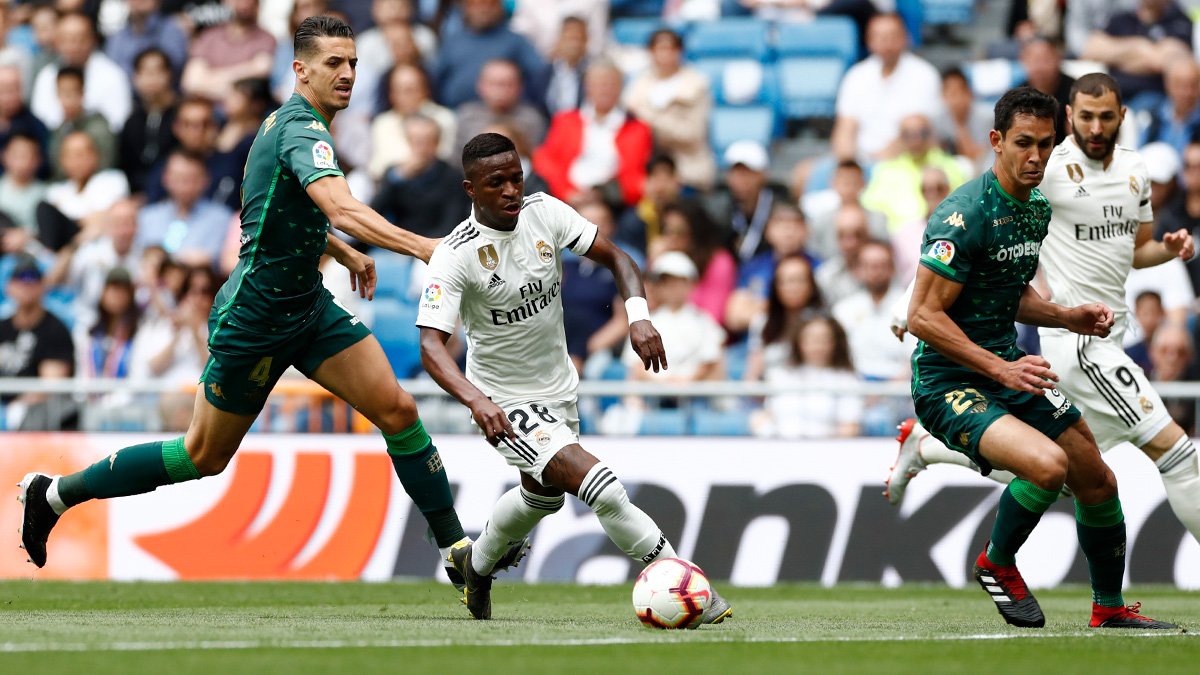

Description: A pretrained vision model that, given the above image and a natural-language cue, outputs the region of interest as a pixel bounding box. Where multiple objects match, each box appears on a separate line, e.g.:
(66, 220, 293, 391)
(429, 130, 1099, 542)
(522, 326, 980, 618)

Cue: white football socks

(578, 463, 676, 565)
(1155, 434, 1200, 545)
(471, 486, 563, 576)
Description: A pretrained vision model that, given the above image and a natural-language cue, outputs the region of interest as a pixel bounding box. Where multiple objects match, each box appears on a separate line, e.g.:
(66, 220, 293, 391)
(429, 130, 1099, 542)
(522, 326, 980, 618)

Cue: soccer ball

(631, 557, 712, 629)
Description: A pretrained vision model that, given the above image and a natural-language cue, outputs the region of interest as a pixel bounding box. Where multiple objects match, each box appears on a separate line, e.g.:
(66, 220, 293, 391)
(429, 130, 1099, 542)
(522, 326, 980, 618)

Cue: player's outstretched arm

(909, 267, 1057, 395)
(419, 326, 515, 446)
(306, 174, 438, 262)
(583, 235, 667, 373)
(1132, 223, 1196, 269)
(325, 233, 376, 300)
(1015, 284, 1114, 337)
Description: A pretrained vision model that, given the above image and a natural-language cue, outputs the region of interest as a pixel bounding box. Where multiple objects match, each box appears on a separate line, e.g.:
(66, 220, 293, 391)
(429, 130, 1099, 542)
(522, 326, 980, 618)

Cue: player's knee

(1027, 451, 1069, 492)
(581, 466, 629, 515)
(183, 428, 237, 477)
(1075, 465, 1118, 502)
(378, 388, 420, 435)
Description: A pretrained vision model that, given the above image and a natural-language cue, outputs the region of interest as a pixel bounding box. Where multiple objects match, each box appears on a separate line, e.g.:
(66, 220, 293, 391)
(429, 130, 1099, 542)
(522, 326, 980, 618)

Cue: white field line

(0, 631, 1191, 653)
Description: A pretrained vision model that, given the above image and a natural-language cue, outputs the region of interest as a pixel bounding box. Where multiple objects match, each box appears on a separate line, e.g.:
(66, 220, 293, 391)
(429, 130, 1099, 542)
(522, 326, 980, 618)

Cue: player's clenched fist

(1065, 302, 1114, 338)
(469, 398, 515, 446)
(995, 354, 1059, 395)
(630, 320, 668, 373)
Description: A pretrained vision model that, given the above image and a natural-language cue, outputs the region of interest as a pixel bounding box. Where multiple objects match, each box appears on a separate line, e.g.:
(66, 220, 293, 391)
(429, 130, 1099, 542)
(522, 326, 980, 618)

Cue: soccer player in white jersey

(417, 133, 734, 623)
(886, 73, 1200, 548)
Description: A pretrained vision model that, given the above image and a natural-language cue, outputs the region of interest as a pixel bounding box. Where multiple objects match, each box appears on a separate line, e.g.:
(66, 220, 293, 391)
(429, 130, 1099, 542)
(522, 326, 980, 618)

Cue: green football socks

(385, 419, 465, 548)
(1076, 496, 1127, 608)
(57, 437, 200, 507)
(986, 478, 1059, 566)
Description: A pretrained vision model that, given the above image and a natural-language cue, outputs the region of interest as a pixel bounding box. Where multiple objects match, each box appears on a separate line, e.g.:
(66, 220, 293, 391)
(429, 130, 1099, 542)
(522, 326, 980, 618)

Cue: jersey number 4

(508, 403, 558, 434)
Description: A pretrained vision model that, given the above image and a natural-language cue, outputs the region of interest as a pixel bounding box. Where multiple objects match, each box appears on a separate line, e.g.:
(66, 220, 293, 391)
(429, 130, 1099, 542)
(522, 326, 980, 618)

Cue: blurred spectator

(625, 28, 714, 191)
(1157, 139, 1200, 290)
(0, 64, 49, 167)
(0, 134, 49, 245)
(269, 0, 329, 105)
(1064, 0, 1137, 57)
(543, 15, 589, 116)
(1125, 289, 1164, 372)
(750, 315, 863, 439)
(799, 159, 887, 261)
(215, 77, 274, 158)
(831, 13, 941, 164)
(1016, 36, 1074, 145)
(31, 12, 131, 133)
(815, 204, 871, 306)
(45, 197, 141, 330)
(562, 199, 629, 373)
(182, 0, 276, 103)
(136, 150, 233, 267)
(0, 255, 75, 430)
(832, 239, 912, 381)
(74, 267, 139, 383)
(1149, 322, 1197, 434)
(935, 67, 991, 170)
(145, 97, 242, 210)
(26, 3, 60, 81)
(1124, 253, 1194, 350)
(368, 63, 456, 182)
(431, 0, 547, 109)
(652, 200, 736, 326)
(1140, 140, 1181, 212)
(511, 0, 607, 58)
(358, 0, 437, 68)
(0, 2, 33, 89)
(893, 165, 950, 282)
(860, 113, 966, 231)
(724, 203, 816, 335)
(351, 7, 430, 119)
(704, 140, 789, 263)
(743, 254, 825, 382)
(47, 66, 117, 179)
(1142, 57, 1200, 156)
(1081, 0, 1192, 108)
(619, 153, 684, 257)
(119, 48, 178, 194)
(1007, 0, 1063, 42)
(369, 114, 468, 238)
(105, 0, 189, 78)
(534, 59, 652, 208)
(624, 251, 723, 385)
(481, 120, 550, 196)
(664, 0, 719, 21)
(137, 244, 188, 320)
(454, 59, 547, 154)
(37, 130, 130, 252)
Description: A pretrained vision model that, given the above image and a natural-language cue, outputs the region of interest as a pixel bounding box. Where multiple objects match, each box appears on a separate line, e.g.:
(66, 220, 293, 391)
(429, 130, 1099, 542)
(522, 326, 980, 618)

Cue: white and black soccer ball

(631, 557, 712, 629)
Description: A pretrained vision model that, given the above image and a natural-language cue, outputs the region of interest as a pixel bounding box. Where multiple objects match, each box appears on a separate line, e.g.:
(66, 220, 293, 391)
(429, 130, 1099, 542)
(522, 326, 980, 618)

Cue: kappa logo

(208, 382, 225, 399)
(108, 450, 119, 470)
(477, 244, 499, 270)
(487, 273, 505, 289)
(942, 211, 965, 229)
(305, 119, 327, 133)
(262, 111, 277, 134)
(135, 452, 393, 579)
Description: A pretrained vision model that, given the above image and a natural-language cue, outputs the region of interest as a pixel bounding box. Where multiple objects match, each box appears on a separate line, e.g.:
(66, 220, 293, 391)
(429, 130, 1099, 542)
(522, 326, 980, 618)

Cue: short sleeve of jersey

(1136, 161, 1154, 223)
(278, 114, 343, 188)
(532, 192, 598, 255)
(415, 246, 465, 333)
(919, 196, 979, 283)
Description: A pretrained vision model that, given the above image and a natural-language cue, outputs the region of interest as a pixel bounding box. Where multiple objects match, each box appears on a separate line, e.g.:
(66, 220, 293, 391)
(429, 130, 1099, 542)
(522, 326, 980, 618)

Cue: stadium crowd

(0, 0, 1197, 436)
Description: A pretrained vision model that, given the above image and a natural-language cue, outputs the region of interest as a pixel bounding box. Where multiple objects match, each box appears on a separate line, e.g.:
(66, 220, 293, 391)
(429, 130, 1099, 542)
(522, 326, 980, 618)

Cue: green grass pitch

(0, 582, 1196, 674)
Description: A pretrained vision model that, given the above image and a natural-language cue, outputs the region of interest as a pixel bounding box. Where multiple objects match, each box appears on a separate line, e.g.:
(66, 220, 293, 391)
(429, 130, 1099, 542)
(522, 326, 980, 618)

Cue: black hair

(646, 152, 676, 174)
(993, 86, 1058, 135)
(133, 47, 172, 74)
(2, 131, 41, 152)
(232, 77, 277, 115)
(294, 15, 354, 61)
(762, 254, 823, 346)
(647, 28, 682, 50)
(1070, 72, 1123, 108)
(166, 148, 208, 172)
(561, 15, 587, 30)
(56, 65, 84, 86)
(941, 66, 967, 85)
(462, 132, 516, 173)
(835, 158, 863, 173)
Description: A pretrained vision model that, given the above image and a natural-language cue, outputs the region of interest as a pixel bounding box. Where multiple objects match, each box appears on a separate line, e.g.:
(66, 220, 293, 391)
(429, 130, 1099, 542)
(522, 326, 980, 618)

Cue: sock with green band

(385, 420, 464, 548)
(1076, 496, 1127, 608)
(56, 437, 201, 508)
(986, 478, 1060, 565)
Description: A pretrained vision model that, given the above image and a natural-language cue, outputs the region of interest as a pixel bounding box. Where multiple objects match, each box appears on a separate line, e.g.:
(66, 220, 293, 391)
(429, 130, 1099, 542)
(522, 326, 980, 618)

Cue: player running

(887, 74, 1200, 554)
(417, 133, 732, 623)
(902, 86, 1176, 629)
(18, 15, 524, 588)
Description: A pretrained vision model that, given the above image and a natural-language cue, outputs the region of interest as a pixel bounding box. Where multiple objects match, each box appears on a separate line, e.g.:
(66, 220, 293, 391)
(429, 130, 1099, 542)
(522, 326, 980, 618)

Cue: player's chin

(1020, 171, 1044, 185)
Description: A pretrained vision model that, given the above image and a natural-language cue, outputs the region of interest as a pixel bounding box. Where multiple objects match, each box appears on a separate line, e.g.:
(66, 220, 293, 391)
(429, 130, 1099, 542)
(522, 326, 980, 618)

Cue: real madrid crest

(477, 243, 499, 270)
(1139, 396, 1154, 414)
(1066, 163, 1083, 183)
(536, 240, 554, 264)
(1129, 175, 1139, 195)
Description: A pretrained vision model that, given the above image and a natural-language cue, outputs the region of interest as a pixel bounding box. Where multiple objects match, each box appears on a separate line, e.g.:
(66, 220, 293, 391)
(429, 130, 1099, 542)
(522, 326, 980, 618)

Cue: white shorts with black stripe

(1040, 327, 1171, 451)
(487, 399, 581, 485)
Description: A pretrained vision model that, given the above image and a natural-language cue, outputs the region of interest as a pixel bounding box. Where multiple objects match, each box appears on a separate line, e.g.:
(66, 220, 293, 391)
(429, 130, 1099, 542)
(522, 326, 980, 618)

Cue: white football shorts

(486, 399, 581, 485)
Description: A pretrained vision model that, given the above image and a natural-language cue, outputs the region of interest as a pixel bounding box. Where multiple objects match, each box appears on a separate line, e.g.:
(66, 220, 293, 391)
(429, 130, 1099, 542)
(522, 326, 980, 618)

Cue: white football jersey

(1038, 139, 1152, 328)
(417, 192, 599, 406)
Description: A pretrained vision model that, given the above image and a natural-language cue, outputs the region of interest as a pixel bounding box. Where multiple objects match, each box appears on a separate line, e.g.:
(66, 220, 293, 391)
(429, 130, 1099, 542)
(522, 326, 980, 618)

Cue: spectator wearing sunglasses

(860, 113, 967, 232)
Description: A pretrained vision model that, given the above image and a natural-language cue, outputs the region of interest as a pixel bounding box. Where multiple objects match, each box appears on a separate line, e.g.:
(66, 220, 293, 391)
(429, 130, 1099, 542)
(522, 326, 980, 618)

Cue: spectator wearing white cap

(703, 139, 789, 264)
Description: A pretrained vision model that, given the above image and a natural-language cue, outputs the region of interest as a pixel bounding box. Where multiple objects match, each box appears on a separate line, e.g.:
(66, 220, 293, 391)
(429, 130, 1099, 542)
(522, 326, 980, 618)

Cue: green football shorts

(200, 293, 372, 416)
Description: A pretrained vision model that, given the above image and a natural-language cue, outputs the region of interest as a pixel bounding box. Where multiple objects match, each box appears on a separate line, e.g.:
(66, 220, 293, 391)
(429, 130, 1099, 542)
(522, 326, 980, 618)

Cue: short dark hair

(133, 47, 171, 73)
(294, 15, 354, 61)
(835, 158, 863, 173)
(993, 86, 1058, 135)
(462, 132, 516, 173)
(167, 148, 208, 172)
(646, 152, 676, 174)
(56, 65, 84, 87)
(647, 28, 682, 50)
(561, 15, 587, 30)
(1070, 72, 1123, 108)
(941, 66, 967, 85)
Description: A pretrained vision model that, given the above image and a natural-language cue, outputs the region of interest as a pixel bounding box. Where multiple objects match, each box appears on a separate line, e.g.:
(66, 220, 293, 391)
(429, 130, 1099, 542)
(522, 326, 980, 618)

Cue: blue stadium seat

(692, 58, 777, 106)
(777, 57, 846, 120)
(610, 0, 666, 18)
(922, 0, 974, 25)
(638, 408, 689, 436)
(690, 410, 749, 436)
(371, 251, 412, 301)
(372, 297, 422, 377)
(611, 18, 669, 47)
(774, 17, 859, 67)
(685, 19, 772, 61)
(896, 0, 925, 47)
(710, 105, 776, 158)
(964, 59, 1026, 105)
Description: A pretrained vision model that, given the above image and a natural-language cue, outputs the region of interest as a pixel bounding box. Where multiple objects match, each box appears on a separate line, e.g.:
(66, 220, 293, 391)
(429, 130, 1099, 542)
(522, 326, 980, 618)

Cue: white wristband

(625, 297, 650, 325)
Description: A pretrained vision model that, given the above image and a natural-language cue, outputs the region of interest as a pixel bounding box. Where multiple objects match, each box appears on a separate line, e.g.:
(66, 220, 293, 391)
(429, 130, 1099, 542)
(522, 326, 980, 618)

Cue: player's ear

(293, 58, 308, 83)
(989, 128, 1003, 154)
(462, 178, 475, 201)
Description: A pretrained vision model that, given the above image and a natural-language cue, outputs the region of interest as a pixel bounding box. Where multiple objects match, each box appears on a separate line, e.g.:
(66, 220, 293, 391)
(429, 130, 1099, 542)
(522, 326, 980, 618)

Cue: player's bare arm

(908, 266, 1057, 395)
(582, 235, 667, 373)
(306, 174, 438, 262)
(1015, 284, 1113, 338)
(418, 326, 515, 445)
(1132, 222, 1196, 268)
(324, 233, 377, 299)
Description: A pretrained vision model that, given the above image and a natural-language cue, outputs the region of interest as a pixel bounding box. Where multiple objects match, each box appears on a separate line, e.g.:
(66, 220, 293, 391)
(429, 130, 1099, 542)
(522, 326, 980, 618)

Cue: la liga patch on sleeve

(927, 240, 955, 264)
(312, 141, 337, 170)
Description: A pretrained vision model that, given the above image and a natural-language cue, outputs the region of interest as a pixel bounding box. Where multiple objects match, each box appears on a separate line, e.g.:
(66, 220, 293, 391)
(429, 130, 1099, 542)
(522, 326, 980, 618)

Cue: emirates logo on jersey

(477, 244, 499, 270)
(1066, 163, 1084, 183)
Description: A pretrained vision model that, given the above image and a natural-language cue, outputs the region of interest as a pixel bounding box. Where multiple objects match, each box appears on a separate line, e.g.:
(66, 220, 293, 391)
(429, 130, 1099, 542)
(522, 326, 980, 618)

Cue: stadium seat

(895, 0, 925, 47)
(774, 17, 859, 67)
(371, 251, 412, 301)
(690, 410, 750, 436)
(710, 105, 776, 158)
(693, 58, 776, 106)
(685, 19, 772, 61)
(611, 17, 669, 47)
(372, 297, 422, 377)
(965, 59, 1026, 105)
(609, 0, 666, 18)
(638, 408, 689, 436)
(922, 0, 974, 25)
(777, 57, 846, 120)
